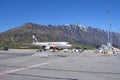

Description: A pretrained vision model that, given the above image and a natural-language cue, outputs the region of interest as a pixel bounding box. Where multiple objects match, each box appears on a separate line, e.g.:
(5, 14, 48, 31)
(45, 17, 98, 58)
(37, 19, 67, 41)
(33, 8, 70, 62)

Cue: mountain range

(0, 22, 120, 48)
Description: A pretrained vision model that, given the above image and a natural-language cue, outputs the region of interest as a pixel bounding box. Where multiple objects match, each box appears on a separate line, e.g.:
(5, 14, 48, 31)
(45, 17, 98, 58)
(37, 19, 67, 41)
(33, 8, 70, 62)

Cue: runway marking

(0, 58, 65, 76)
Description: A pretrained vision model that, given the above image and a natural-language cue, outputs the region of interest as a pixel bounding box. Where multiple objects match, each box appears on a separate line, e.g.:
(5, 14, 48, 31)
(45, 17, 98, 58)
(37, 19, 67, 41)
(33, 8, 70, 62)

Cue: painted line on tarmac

(0, 58, 65, 76)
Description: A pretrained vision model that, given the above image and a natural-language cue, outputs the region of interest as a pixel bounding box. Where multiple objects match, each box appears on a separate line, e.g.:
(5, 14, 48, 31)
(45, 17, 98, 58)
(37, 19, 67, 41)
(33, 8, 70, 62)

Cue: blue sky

(0, 0, 120, 32)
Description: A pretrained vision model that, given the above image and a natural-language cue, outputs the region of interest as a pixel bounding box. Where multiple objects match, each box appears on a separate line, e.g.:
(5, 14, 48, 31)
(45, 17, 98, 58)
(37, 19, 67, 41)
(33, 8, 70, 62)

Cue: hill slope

(0, 23, 119, 48)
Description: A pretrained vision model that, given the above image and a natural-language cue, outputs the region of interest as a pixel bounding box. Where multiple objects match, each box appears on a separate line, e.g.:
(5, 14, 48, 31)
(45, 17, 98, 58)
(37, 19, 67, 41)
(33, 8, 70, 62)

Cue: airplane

(32, 35, 72, 52)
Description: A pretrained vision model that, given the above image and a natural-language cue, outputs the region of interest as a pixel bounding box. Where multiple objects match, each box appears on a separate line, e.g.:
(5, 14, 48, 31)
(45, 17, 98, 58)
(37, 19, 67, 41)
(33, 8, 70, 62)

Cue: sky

(0, 0, 120, 32)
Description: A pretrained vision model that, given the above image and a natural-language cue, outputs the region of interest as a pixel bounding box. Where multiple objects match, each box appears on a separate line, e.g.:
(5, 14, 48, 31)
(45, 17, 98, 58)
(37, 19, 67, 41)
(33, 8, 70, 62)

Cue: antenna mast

(107, 9, 112, 47)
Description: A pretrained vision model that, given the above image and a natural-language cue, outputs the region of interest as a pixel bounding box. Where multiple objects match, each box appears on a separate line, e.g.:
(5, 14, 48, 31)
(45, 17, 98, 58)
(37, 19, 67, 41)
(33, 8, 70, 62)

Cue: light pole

(107, 9, 112, 48)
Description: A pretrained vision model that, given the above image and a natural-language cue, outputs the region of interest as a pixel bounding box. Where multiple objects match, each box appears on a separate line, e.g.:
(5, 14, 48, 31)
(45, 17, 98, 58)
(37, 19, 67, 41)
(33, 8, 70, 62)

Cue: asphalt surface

(0, 49, 120, 80)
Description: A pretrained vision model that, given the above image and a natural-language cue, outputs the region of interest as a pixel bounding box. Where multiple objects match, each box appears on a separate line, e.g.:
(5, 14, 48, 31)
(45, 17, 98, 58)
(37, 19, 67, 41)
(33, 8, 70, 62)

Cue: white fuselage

(33, 42, 71, 49)
(32, 35, 72, 51)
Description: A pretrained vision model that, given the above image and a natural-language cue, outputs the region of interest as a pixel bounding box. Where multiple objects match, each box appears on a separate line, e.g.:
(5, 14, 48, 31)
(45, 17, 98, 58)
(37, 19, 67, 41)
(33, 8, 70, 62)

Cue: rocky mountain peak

(0, 22, 120, 48)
